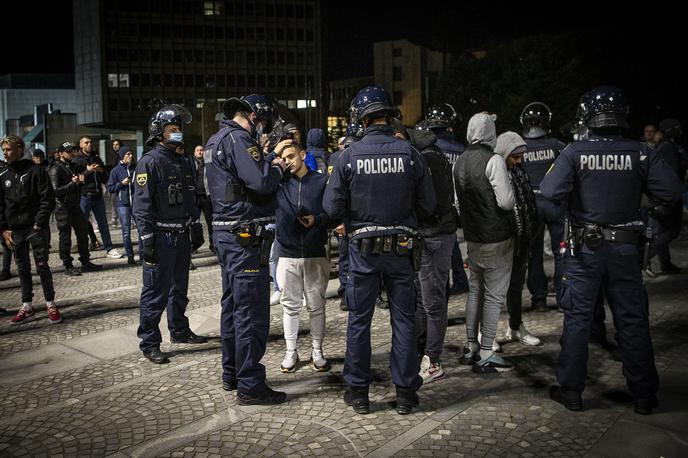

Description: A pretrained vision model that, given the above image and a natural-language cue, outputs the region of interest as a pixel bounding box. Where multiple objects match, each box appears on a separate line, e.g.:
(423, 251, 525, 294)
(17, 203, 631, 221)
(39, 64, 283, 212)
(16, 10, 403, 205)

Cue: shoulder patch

(136, 173, 148, 186)
(327, 165, 333, 175)
(246, 146, 261, 162)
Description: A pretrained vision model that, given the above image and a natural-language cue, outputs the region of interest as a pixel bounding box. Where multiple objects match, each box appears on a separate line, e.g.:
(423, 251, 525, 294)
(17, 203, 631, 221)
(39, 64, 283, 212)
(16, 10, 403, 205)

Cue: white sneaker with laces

(420, 354, 431, 372)
(506, 324, 541, 346)
(420, 360, 445, 384)
(270, 290, 281, 306)
(478, 331, 502, 353)
(310, 347, 330, 372)
(107, 248, 124, 259)
(280, 349, 298, 373)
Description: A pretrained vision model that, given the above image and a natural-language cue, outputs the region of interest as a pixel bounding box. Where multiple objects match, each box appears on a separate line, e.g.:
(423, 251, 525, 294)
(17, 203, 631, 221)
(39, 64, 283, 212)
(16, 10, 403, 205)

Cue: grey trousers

(465, 238, 514, 352)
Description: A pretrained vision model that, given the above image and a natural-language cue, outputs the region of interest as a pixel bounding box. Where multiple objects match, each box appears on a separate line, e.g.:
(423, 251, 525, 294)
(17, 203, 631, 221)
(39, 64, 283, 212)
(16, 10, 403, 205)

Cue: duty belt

(212, 216, 276, 229)
(572, 224, 641, 244)
(155, 222, 189, 232)
(348, 225, 418, 239)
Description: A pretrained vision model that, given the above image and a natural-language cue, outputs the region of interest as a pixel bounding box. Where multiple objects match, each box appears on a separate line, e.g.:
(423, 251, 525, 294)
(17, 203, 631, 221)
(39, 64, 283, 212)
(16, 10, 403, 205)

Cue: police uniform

(324, 121, 436, 410)
(204, 117, 283, 397)
(132, 143, 202, 355)
(540, 131, 682, 407)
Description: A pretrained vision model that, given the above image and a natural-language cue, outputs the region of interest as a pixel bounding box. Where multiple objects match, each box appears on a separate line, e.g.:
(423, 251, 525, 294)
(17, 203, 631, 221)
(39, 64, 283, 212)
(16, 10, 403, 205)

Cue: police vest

(523, 136, 565, 188)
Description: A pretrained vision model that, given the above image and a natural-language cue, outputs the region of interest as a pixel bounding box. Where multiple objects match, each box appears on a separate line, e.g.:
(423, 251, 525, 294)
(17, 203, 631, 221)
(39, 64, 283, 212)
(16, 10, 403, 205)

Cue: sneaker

(270, 290, 281, 306)
(343, 387, 370, 414)
(634, 396, 658, 415)
(237, 386, 287, 405)
(419, 354, 431, 372)
(395, 387, 419, 415)
(10, 305, 35, 325)
(0, 270, 11, 281)
(89, 240, 102, 251)
(460, 343, 479, 365)
(472, 353, 513, 374)
(311, 347, 331, 372)
(549, 385, 583, 411)
(46, 303, 62, 324)
(64, 266, 81, 276)
(280, 349, 299, 373)
(127, 256, 136, 265)
(420, 360, 445, 384)
(505, 324, 541, 346)
(81, 261, 103, 272)
(339, 295, 349, 311)
(107, 248, 123, 259)
(643, 267, 657, 278)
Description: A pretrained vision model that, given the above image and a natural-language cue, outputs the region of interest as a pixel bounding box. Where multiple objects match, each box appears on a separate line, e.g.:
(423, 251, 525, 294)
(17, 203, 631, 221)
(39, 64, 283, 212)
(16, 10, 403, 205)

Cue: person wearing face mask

(131, 105, 208, 365)
(273, 140, 331, 374)
(204, 94, 288, 405)
(107, 146, 137, 264)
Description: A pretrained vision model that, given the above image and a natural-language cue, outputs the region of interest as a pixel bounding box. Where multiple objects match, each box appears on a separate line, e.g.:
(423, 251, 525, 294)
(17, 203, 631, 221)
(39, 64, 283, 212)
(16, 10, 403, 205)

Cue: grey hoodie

(466, 112, 497, 150)
(495, 131, 528, 160)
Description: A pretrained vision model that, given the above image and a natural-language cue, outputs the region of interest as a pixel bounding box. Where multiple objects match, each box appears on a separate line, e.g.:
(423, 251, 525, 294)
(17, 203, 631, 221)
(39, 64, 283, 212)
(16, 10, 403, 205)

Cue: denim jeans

(80, 195, 113, 251)
(117, 206, 134, 257)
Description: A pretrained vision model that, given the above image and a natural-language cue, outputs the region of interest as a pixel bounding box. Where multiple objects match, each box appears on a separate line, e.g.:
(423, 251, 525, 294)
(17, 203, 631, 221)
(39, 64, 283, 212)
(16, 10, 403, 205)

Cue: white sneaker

(478, 331, 502, 353)
(420, 354, 431, 372)
(310, 347, 331, 372)
(270, 290, 281, 306)
(505, 324, 541, 346)
(280, 349, 299, 373)
(420, 360, 445, 384)
(107, 248, 124, 259)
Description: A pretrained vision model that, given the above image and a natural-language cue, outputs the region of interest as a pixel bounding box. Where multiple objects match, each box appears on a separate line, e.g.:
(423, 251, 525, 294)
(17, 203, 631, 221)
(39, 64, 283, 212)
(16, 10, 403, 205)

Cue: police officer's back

(540, 86, 683, 414)
(324, 86, 436, 415)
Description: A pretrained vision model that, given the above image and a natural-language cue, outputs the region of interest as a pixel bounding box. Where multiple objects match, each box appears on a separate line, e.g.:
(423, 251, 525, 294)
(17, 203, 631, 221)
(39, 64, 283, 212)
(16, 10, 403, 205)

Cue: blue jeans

(117, 206, 134, 257)
(80, 195, 113, 251)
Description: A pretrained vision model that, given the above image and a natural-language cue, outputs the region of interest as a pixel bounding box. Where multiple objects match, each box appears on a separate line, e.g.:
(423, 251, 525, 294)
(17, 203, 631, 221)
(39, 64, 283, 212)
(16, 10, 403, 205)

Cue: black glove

(648, 204, 671, 221)
(190, 222, 205, 251)
(142, 236, 157, 265)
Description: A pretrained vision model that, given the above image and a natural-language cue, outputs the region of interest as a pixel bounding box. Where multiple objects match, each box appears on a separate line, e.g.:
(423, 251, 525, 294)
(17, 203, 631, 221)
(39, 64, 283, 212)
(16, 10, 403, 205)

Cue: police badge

(136, 173, 148, 186)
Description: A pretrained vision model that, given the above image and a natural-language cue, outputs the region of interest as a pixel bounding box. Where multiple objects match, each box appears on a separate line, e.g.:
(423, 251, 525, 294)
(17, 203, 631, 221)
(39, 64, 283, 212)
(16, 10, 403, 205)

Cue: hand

(142, 238, 157, 265)
(78, 174, 85, 183)
(334, 223, 346, 236)
(274, 139, 293, 156)
(2, 230, 14, 249)
(271, 156, 288, 173)
(122, 177, 131, 185)
(298, 214, 315, 228)
(86, 163, 98, 172)
(190, 223, 205, 251)
(71, 175, 80, 183)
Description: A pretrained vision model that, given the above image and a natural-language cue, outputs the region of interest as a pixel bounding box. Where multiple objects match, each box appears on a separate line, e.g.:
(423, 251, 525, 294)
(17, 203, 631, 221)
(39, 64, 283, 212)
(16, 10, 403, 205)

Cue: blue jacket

(107, 161, 136, 207)
(203, 120, 282, 226)
(522, 135, 566, 190)
(306, 128, 329, 174)
(276, 170, 329, 258)
(323, 124, 436, 238)
(435, 130, 465, 166)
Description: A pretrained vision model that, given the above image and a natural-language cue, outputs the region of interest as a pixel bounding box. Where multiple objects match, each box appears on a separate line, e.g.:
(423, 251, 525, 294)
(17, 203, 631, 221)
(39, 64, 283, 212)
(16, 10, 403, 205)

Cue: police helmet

(414, 120, 429, 131)
(658, 118, 682, 139)
(346, 120, 364, 139)
(425, 103, 459, 129)
(350, 86, 400, 124)
(519, 102, 552, 139)
(577, 85, 629, 129)
(222, 93, 276, 133)
(146, 104, 192, 147)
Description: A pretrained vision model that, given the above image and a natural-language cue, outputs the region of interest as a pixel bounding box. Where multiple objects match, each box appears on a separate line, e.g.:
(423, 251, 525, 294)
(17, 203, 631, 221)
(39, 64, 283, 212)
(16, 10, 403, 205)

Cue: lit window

(108, 73, 118, 88)
(118, 73, 129, 88)
(310, 99, 317, 108)
(297, 99, 307, 109)
(287, 100, 297, 109)
(204, 1, 222, 15)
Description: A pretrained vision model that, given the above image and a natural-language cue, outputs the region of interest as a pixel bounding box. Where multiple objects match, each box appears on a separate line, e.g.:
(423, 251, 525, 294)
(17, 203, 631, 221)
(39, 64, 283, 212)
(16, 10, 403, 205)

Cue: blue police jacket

(540, 133, 684, 226)
(203, 119, 282, 226)
(522, 135, 566, 190)
(131, 144, 200, 242)
(435, 130, 465, 166)
(323, 124, 436, 238)
(276, 169, 329, 258)
(106, 161, 135, 207)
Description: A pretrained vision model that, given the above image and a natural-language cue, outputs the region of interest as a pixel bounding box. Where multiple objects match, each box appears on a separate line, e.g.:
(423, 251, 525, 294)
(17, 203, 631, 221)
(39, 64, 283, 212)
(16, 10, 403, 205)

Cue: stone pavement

(0, 226, 687, 457)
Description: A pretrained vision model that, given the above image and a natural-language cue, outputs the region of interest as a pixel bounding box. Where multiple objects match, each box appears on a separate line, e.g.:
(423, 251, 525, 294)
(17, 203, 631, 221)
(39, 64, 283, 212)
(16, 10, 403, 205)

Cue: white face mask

(168, 132, 184, 145)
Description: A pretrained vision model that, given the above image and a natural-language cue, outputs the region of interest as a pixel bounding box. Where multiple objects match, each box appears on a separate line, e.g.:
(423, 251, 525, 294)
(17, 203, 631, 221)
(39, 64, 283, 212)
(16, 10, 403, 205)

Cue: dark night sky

(7, 1, 686, 127)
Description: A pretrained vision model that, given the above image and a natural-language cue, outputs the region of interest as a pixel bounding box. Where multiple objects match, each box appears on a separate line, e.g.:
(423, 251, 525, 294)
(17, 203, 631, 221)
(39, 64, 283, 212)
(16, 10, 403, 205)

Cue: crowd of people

(1, 84, 686, 416)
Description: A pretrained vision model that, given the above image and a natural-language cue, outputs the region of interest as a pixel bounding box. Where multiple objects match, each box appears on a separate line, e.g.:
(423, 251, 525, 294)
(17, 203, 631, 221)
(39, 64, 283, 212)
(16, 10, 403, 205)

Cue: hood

(466, 112, 497, 150)
(407, 128, 437, 151)
(495, 131, 527, 159)
(306, 128, 327, 150)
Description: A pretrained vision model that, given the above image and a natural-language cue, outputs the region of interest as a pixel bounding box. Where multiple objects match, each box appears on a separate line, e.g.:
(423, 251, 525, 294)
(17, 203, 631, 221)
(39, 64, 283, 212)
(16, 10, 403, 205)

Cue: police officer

(424, 103, 468, 295)
(541, 86, 683, 414)
(324, 86, 436, 415)
(132, 105, 207, 365)
(204, 94, 288, 405)
(519, 102, 567, 312)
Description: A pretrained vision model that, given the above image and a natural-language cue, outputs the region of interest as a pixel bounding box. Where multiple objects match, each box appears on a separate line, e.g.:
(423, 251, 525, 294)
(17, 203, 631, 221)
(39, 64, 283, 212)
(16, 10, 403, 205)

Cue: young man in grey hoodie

(453, 113, 515, 373)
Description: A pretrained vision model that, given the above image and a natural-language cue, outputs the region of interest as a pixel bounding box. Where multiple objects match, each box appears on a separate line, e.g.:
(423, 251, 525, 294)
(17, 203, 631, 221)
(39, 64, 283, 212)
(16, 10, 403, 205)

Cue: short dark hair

(112, 138, 123, 145)
(32, 149, 45, 159)
(79, 135, 93, 143)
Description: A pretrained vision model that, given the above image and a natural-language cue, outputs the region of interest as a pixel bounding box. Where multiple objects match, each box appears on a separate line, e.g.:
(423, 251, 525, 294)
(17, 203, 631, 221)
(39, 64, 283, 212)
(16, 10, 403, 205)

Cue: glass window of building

(108, 73, 119, 88)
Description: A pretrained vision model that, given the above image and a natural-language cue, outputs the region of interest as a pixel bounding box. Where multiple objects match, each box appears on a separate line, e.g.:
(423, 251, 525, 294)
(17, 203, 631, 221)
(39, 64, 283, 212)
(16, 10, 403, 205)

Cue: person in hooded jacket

(107, 146, 137, 264)
(305, 128, 329, 174)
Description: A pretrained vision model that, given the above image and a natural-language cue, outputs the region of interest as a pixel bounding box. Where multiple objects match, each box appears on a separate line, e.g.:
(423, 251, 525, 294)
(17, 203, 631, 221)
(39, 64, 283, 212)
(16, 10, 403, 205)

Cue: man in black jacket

(192, 144, 214, 253)
(48, 142, 102, 275)
(0, 135, 60, 324)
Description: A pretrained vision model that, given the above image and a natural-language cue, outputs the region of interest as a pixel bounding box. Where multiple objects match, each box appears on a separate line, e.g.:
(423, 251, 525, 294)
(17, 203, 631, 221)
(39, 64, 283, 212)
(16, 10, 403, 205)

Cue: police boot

(171, 330, 208, 344)
(143, 348, 169, 364)
(222, 378, 237, 391)
(634, 395, 658, 415)
(549, 386, 582, 411)
(237, 386, 287, 406)
(395, 387, 419, 415)
(339, 294, 349, 312)
(81, 261, 103, 272)
(344, 387, 370, 414)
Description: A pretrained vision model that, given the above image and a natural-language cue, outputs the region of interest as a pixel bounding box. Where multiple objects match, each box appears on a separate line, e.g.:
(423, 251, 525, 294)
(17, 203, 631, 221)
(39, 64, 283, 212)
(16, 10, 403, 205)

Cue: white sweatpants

(276, 257, 330, 350)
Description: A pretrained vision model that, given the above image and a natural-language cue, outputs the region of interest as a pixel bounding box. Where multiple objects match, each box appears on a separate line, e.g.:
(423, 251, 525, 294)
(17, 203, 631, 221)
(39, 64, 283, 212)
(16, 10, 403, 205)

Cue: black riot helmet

(658, 118, 682, 139)
(577, 85, 629, 129)
(146, 104, 192, 147)
(222, 93, 276, 134)
(425, 103, 459, 129)
(345, 120, 364, 139)
(519, 102, 552, 139)
(350, 86, 400, 124)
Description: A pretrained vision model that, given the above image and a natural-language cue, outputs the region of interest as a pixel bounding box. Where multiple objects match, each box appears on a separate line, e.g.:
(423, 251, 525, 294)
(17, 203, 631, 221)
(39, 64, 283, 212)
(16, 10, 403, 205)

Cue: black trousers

(10, 228, 55, 303)
(196, 194, 214, 247)
(55, 206, 91, 266)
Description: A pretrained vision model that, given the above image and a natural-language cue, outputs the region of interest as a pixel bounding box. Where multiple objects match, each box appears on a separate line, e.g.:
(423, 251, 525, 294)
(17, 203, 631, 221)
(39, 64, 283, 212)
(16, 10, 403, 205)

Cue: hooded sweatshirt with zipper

(306, 128, 329, 174)
(275, 169, 329, 258)
(106, 147, 136, 207)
